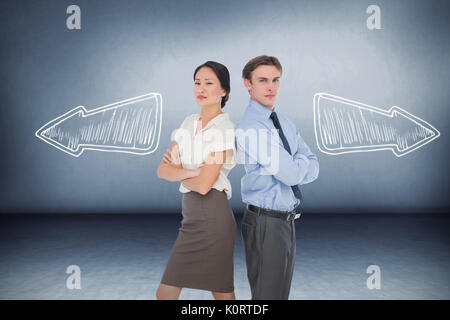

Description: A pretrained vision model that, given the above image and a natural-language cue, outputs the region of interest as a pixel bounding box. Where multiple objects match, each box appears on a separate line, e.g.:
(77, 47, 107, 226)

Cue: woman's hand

(163, 143, 182, 168)
(157, 141, 202, 182)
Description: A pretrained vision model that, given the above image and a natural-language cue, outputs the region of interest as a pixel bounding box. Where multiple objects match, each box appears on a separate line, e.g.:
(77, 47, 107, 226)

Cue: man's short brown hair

(242, 55, 283, 81)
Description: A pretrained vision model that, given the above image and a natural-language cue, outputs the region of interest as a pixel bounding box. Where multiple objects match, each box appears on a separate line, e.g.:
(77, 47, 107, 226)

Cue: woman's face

(193, 67, 226, 108)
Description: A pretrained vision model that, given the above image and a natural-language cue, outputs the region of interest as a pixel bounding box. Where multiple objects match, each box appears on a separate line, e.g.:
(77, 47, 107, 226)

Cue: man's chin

(254, 97, 275, 110)
(263, 100, 275, 109)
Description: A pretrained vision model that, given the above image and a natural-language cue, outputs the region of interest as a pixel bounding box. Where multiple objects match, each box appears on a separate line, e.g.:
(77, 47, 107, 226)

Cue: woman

(156, 61, 237, 300)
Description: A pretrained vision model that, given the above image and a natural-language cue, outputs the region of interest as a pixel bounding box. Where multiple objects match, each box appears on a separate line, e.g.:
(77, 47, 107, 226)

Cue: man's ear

(243, 78, 252, 91)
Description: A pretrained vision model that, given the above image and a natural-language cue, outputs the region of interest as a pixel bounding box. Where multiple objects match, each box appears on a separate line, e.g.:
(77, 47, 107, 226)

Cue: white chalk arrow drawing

(35, 93, 162, 157)
(313, 93, 440, 157)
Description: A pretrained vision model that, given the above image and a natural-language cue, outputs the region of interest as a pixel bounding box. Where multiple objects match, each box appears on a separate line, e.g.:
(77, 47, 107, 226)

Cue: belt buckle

(286, 212, 301, 221)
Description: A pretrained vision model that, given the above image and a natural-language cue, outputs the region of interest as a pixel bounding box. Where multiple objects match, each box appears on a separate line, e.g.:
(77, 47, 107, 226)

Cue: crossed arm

(156, 141, 228, 195)
(235, 126, 319, 186)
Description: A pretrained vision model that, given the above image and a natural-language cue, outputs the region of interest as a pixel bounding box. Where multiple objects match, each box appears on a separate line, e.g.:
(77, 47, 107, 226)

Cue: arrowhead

(35, 106, 87, 157)
(391, 107, 440, 156)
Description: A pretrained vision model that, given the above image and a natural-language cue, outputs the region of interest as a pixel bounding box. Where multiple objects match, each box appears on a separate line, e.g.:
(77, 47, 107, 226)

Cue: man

(235, 55, 319, 300)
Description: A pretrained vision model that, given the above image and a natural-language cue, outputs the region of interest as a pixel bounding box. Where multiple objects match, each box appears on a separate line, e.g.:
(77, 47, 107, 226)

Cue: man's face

(244, 65, 281, 110)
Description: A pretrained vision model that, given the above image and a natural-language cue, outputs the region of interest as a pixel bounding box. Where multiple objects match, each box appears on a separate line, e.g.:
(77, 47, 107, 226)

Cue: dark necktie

(270, 111, 303, 204)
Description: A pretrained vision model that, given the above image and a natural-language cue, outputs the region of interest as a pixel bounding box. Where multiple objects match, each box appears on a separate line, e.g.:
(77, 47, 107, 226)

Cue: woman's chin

(196, 100, 214, 108)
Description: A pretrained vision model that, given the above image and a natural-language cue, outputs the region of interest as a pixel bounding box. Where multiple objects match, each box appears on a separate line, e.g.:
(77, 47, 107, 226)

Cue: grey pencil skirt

(160, 189, 237, 293)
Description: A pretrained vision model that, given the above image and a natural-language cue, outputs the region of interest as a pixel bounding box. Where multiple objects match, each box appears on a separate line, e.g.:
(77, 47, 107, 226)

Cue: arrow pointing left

(35, 93, 162, 157)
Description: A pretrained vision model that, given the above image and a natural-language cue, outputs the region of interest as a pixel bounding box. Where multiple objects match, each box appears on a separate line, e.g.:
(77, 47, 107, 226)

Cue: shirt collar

(194, 112, 229, 128)
(247, 98, 275, 120)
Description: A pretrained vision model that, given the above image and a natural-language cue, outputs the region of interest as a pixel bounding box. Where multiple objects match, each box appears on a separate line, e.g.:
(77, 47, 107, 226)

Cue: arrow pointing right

(313, 93, 440, 157)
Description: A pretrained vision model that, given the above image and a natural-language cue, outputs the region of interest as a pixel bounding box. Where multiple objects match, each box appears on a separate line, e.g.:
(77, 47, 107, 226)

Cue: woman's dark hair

(193, 61, 230, 109)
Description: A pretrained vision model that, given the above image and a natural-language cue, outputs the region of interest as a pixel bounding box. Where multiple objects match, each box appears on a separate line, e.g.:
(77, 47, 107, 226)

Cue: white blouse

(172, 112, 236, 199)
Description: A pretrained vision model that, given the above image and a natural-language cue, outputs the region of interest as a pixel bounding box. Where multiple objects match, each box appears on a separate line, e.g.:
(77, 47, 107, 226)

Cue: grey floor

(0, 213, 449, 300)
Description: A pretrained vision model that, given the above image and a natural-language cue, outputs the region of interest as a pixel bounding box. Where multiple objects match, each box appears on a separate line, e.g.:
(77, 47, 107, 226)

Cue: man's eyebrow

(256, 76, 280, 80)
(194, 78, 213, 80)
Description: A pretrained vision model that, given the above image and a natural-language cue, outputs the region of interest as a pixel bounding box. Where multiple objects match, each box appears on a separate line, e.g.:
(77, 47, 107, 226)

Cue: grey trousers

(241, 208, 297, 300)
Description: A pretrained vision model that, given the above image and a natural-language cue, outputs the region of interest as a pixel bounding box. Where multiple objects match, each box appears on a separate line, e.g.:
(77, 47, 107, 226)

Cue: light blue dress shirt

(235, 99, 319, 211)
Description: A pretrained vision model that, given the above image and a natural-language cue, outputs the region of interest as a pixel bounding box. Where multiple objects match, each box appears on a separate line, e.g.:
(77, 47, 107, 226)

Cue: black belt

(246, 204, 301, 221)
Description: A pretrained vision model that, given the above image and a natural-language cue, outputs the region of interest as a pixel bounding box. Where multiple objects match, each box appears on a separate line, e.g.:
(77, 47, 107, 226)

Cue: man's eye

(259, 79, 265, 82)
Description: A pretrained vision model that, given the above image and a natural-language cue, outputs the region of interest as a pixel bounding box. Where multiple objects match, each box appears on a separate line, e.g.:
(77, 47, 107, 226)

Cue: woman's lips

(197, 95, 206, 100)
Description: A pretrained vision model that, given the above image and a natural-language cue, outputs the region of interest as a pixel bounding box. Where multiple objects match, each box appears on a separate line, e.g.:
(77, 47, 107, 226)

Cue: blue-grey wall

(1, 0, 448, 213)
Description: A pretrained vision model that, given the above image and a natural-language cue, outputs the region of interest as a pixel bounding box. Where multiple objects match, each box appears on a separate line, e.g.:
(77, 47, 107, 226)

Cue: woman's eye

(194, 82, 200, 85)
(207, 82, 213, 85)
